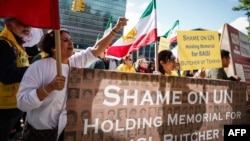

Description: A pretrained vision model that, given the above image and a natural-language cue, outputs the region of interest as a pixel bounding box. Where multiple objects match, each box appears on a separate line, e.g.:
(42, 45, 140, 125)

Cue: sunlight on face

(7, 19, 31, 38)
(60, 32, 74, 58)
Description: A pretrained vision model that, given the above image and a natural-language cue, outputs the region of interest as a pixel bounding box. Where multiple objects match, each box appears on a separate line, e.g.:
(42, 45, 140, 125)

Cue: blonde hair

(122, 54, 132, 63)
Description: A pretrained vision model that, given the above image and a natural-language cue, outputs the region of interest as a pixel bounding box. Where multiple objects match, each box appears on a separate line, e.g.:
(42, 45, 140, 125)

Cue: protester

(183, 70, 198, 77)
(134, 57, 149, 73)
(108, 58, 119, 70)
(158, 50, 205, 78)
(31, 51, 48, 63)
(158, 50, 179, 76)
(205, 49, 240, 81)
(193, 68, 206, 78)
(23, 27, 44, 63)
(116, 54, 135, 72)
(183, 68, 205, 78)
(0, 17, 31, 141)
(147, 58, 155, 73)
(16, 17, 127, 141)
(24, 44, 39, 63)
(174, 58, 186, 76)
(89, 50, 106, 69)
(104, 59, 111, 69)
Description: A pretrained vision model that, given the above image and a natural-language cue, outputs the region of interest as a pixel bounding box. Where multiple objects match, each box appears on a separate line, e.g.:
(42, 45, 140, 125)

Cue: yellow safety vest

(0, 28, 29, 109)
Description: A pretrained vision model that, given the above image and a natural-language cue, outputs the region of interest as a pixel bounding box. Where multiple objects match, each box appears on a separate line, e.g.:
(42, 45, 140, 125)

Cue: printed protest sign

(158, 37, 170, 52)
(220, 23, 250, 113)
(178, 31, 221, 71)
(64, 68, 249, 141)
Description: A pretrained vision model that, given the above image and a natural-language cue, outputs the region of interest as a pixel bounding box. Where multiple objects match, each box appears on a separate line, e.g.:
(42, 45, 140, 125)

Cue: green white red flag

(96, 32, 101, 42)
(103, 16, 113, 36)
(0, 0, 60, 29)
(163, 20, 179, 43)
(96, 16, 112, 42)
(106, 0, 158, 59)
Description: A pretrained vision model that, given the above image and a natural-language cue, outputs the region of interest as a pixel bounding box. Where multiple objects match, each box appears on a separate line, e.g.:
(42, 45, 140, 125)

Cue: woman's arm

(91, 17, 128, 57)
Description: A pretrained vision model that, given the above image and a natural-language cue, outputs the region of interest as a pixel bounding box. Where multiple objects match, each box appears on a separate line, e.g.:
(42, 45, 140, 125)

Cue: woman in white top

(16, 17, 127, 141)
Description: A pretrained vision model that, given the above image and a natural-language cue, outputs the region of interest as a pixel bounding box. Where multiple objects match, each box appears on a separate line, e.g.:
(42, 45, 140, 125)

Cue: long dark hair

(158, 50, 173, 75)
(39, 29, 70, 57)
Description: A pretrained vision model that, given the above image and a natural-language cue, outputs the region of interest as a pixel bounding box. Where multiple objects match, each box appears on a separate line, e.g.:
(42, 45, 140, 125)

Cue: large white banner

(64, 68, 249, 141)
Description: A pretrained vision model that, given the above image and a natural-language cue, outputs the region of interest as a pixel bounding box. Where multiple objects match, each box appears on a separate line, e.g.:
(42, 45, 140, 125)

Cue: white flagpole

(153, 0, 159, 72)
(149, 44, 151, 59)
(137, 49, 139, 59)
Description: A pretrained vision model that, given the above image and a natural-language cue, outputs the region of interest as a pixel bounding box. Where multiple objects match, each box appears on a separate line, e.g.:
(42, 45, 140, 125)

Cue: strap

(0, 36, 14, 47)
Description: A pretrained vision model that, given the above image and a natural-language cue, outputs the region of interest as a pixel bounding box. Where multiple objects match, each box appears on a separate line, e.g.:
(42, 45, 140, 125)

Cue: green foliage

(232, 0, 250, 40)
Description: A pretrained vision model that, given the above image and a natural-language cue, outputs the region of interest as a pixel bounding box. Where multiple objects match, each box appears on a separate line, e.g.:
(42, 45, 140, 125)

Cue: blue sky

(125, 0, 248, 35)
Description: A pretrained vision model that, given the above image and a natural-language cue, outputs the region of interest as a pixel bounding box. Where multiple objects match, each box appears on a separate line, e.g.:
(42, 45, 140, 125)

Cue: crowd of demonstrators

(0, 16, 240, 141)
(157, 49, 237, 80)
(0, 17, 31, 141)
(16, 17, 127, 141)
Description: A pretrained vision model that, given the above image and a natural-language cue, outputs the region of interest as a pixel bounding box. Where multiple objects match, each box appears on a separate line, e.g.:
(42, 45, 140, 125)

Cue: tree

(232, 0, 250, 39)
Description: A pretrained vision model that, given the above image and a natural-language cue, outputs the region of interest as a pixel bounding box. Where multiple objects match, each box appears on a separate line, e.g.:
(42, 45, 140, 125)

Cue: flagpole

(137, 50, 139, 59)
(55, 30, 62, 76)
(143, 46, 145, 56)
(149, 45, 151, 59)
(154, 42, 159, 72)
(153, 0, 159, 72)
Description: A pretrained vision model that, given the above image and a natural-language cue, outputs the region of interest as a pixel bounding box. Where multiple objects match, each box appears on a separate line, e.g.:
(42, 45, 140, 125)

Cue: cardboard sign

(220, 23, 250, 113)
(178, 31, 221, 71)
(220, 23, 250, 83)
(158, 37, 170, 52)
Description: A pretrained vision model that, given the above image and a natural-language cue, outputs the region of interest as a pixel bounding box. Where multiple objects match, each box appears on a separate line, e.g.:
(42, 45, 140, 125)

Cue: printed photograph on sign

(64, 68, 250, 141)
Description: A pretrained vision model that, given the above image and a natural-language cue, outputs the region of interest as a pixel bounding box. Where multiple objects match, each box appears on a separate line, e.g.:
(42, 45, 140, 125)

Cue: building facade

(0, 0, 158, 60)
(60, 0, 127, 49)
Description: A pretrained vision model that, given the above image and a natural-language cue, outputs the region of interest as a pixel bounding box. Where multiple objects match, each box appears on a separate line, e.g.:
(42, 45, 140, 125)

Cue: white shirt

(17, 48, 97, 136)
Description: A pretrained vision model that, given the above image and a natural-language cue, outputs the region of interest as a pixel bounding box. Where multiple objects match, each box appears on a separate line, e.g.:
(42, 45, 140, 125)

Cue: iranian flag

(103, 16, 113, 36)
(163, 20, 179, 43)
(0, 0, 61, 75)
(101, 16, 120, 70)
(0, 0, 60, 29)
(96, 16, 112, 41)
(96, 32, 101, 42)
(106, 0, 158, 59)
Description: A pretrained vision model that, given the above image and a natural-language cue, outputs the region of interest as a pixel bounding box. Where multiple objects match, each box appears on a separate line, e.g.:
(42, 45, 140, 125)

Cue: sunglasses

(168, 57, 176, 62)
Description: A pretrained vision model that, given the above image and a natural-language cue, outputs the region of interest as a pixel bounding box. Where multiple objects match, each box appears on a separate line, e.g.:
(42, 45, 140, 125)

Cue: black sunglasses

(168, 57, 176, 62)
